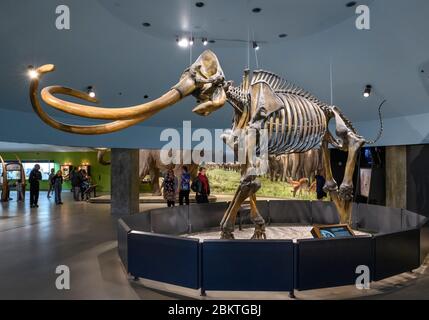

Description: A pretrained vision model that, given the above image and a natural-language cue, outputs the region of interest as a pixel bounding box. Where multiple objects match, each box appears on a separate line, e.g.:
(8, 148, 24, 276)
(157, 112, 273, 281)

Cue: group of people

(26, 165, 92, 208)
(68, 168, 91, 201)
(161, 166, 211, 207)
(29, 165, 64, 207)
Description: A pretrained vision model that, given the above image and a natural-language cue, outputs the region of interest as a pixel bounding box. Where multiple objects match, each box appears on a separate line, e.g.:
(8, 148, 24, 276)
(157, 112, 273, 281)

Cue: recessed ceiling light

(278, 33, 288, 38)
(144, 95, 149, 99)
(346, 1, 357, 7)
(252, 7, 262, 13)
(142, 22, 151, 27)
(208, 40, 216, 44)
(195, 2, 204, 8)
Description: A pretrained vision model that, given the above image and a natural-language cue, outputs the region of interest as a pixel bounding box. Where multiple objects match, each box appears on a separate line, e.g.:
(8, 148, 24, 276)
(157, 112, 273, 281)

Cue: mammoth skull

(29, 50, 227, 135)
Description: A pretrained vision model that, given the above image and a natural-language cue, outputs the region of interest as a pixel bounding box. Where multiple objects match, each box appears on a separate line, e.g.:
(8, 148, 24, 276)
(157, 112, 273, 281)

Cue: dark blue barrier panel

(421, 220, 429, 265)
(269, 200, 312, 224)
(128, 231, 200, 289)
(189, 202, 229, 233)
(355, 204, 402, 234)
(401, 210, 427, 230)
(295, 237, 373, 291)
(311, 201, 340, 225)
(121, 212, 151, 232)
(202, 240, 294, 292)
(117, 219, 131, 270)
(256, 200, 270, 222)
(151, 206, 189, 235)
(374, 228, 420, 281)
(350, 203, 360, 230)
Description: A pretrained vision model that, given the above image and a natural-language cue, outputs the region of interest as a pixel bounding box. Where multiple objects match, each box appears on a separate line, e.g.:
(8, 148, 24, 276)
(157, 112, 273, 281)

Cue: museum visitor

(47, 168, 55, 199)
(192, 166, 210, 204)
(28, 164, 42, 208)
(51, 170, 64, 205)
(179, 166, 191, 206)
(162, 169, 178, 207)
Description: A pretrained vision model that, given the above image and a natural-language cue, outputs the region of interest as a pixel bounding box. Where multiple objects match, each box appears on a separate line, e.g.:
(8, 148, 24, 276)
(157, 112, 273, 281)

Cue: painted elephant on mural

(97, 149, 199, 196)
(268, 149, 323, 184)
(139, 149, 200, 196)
(268, 155, 284, 182)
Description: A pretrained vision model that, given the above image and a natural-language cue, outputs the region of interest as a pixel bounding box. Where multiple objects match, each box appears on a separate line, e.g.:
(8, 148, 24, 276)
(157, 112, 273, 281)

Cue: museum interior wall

(0, 150, 111, 192)
(407, 145, 429, 218)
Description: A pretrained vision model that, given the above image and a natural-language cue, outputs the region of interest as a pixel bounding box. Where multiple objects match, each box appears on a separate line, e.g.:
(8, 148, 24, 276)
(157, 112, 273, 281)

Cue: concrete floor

(0, 191, 428, 300)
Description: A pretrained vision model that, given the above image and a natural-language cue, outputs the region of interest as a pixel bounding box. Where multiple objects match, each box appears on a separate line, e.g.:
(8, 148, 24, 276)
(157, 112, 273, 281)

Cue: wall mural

(29, 50, 385, 239)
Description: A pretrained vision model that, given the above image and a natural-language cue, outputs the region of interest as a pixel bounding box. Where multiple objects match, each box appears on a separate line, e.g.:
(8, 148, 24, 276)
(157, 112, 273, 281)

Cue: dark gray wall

(407, 145, 429, 218)
(111, 149, 140, 216)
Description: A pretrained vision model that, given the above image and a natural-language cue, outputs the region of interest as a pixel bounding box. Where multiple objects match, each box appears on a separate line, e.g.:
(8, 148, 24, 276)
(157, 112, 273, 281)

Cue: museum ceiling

(1, 0, 429, 130)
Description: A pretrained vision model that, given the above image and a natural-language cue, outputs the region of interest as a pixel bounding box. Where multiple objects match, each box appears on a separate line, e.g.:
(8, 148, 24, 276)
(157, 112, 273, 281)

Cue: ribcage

(264, 94, 327, 155)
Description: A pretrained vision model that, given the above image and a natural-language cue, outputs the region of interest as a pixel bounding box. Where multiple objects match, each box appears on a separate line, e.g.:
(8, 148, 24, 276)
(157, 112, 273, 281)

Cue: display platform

(118, 200, 428, 298)
(89, 193, 217, 204)
(185, 225, 368, 241)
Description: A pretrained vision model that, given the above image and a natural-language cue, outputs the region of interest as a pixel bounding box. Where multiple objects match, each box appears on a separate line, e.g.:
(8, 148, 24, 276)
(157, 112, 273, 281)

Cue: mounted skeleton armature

(0, 155, 26, 202)
(29, 50, 384, 239)
(0, 155, 8, 202)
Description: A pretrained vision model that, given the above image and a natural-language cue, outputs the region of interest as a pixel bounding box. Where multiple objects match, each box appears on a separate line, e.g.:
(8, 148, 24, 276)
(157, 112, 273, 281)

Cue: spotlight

(27, 65, 38, 79)
(87, 86, 96, 98)
(189, 37, 194, 46)
(177, 37, 189, 48)
(202, 37, 208, 46)
(253, 41, 259, 50)
(363, 85, 372, 98)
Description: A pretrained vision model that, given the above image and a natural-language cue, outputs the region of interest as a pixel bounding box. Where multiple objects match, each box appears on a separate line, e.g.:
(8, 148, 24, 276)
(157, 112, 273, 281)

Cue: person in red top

(191, 166, 210, 204)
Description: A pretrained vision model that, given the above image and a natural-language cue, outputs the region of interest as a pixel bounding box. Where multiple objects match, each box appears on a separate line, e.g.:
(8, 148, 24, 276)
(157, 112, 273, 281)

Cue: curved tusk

(29, 64, 196, 134)
(97, 149, 111, 166)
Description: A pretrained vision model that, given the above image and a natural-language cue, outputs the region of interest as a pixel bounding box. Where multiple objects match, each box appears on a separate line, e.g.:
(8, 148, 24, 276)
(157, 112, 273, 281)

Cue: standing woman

(191, 166, 210, 204)
(51, 170, 64, 205)
(47, 168, 55, 199)
(179, 166, 191, 206)
(162, 169, 178, 207)
(29, 164, 42, 208)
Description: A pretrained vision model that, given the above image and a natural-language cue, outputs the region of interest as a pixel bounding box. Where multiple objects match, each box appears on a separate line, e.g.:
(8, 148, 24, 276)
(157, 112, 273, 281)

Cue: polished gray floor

(0, 191, 178, 300)
(0, 191, 428, 300)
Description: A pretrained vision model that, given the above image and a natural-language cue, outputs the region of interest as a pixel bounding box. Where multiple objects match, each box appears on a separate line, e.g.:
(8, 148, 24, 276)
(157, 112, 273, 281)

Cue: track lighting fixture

(87, 86, 96, 98)
(253, 41, 260, 50)
(27, 65, 38, 79)
(363, 85, 372, 98)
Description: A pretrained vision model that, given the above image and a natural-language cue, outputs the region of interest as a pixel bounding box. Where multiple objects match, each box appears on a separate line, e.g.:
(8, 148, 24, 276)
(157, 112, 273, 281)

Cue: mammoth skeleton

(29, 50, 384, 239)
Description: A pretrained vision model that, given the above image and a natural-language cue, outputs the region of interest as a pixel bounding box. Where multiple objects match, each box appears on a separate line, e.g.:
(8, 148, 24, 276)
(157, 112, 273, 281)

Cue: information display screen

(23, 162, 55, 181)
(311, 224, 355, 239)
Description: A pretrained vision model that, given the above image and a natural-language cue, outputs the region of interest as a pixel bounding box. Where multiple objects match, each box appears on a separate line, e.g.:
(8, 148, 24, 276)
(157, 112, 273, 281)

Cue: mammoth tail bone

(365, 99, 387, 145)
(29, 65, 194, 135)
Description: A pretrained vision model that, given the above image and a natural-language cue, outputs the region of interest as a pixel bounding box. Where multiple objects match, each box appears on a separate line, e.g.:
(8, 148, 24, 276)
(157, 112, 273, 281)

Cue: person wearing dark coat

(191, 167, 210, 204)
(51, 170, 64, 205)
(29, 164, 42, 208)
(70, 168, 82, 201)
(179, 166, 191, 206)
